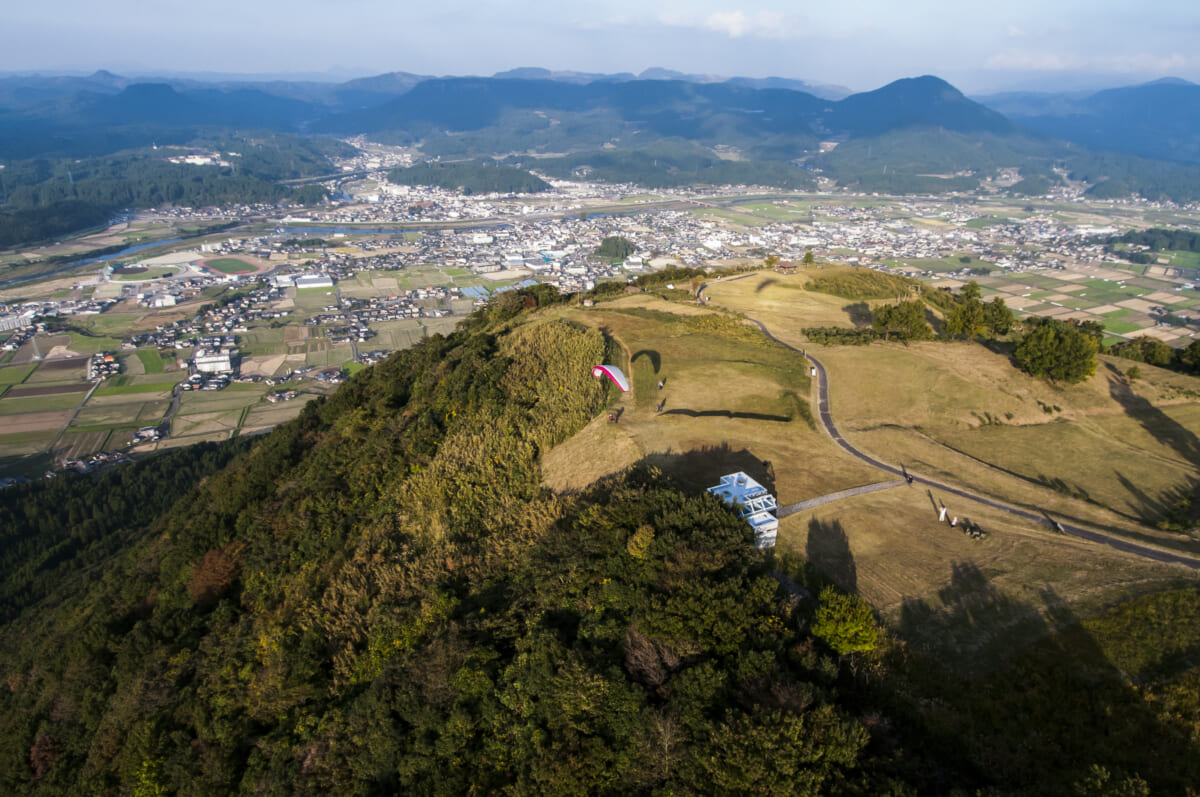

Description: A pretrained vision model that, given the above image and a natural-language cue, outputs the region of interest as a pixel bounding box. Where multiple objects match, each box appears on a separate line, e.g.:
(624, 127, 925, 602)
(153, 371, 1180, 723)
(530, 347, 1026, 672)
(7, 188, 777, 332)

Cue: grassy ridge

(806, 269, 921, 300)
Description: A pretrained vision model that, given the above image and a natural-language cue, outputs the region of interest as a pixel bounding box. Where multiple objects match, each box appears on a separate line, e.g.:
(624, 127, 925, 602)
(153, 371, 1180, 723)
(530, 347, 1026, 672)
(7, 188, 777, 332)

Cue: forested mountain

(978, 78, 1200, 165)
(1, 291, 1198, 794)
(0, 297, 887, 794)
(311, 75, 1010, 145)
(0, 135, 343, 247)
(386, 161, 550, 194)
(6, 69, 1200, 251)
(505, 140, 819, 190)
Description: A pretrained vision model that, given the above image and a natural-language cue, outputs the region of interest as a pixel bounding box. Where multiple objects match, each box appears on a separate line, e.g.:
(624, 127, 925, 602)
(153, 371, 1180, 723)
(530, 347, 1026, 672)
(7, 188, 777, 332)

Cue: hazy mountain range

(2, 67, 1195, 164)
(4, 67, 1200, 251)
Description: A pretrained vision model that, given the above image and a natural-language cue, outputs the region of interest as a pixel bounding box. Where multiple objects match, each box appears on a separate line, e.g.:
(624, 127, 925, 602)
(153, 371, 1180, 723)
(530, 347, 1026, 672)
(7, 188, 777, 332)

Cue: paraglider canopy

(592, 365, 629, 392)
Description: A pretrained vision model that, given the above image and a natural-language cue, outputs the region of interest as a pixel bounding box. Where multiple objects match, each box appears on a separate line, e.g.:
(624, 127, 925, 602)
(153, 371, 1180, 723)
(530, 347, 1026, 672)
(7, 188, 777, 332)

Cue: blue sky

(5, 1, 1198, 93)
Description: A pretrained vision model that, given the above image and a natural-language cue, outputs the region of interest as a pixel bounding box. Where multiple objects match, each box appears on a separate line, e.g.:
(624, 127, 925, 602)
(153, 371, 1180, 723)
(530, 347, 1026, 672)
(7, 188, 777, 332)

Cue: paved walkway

(698, 275, 1200, 571)
(777, 479, 907, 517)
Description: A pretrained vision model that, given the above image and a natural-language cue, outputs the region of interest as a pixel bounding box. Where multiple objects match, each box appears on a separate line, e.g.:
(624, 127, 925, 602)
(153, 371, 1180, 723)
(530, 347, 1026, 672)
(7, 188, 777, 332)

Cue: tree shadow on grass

(661, 408, 791, 423)
(1115, 470, 1200, 530)
(1108, 375, 1200, 465)
(896, 561, 1046, 669)
(804, 517, 857, 594)
(842, 302, 873, 328)
(639, 443, 776, 496)
(631, 349, 661, 374)
(1107, 375, 1200, 528)
(889, 562, 1200, 793)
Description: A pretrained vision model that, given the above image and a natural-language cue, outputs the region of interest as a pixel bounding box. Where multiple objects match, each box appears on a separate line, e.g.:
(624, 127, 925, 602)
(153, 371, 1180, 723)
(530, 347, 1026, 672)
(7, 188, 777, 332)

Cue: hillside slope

(0, 296, 896, 794)
(1, 289, 1198, 794)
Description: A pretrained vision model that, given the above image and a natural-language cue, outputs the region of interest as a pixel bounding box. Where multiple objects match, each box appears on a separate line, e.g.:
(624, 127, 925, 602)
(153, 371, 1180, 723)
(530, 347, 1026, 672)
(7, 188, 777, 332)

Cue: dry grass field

(541, 283, 1200, 669)
(780, 488, 1192, 672)
(541, 297, 883, 504)
(705, 270, 1200, 548)
(240, 401, 310, 434)
(53, 429, 116, 460)
(171, 409, 244, 439)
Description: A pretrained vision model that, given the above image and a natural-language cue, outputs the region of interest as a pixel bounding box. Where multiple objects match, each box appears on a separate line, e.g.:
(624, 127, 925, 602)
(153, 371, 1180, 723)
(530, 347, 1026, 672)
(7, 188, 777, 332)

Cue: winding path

(698, 275, 1200, 570)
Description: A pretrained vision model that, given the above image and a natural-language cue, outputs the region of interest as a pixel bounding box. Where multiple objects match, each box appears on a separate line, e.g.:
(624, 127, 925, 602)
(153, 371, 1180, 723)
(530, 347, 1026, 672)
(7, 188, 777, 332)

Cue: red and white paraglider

(592, 364, 630, 392)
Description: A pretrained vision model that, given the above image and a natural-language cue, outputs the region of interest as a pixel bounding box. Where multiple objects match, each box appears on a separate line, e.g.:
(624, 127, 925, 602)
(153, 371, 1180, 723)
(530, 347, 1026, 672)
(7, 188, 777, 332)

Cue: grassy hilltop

(1, 282, 1199, 793)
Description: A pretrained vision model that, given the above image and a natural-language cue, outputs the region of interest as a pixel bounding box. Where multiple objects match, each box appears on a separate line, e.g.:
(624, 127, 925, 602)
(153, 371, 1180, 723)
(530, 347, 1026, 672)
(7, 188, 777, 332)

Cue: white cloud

(985, 50, 1082, 71)
(985, 49, 1192, 74)
(705, 10, 753, 37)
(657, 8, 806, 40)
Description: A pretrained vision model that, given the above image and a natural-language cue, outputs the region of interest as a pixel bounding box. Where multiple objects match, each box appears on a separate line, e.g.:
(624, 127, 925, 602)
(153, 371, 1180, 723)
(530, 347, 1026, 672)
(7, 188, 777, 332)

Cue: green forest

(510, 140, 818, 190)
(0, 290, 1197, 794)
(1109, 227, 1200, 255)
(0, 135, 338, 248)
(385, 161, 550, 194)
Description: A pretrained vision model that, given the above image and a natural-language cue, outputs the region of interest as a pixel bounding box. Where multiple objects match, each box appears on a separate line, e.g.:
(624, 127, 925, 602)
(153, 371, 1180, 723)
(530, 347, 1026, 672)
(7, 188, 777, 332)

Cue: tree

(872, 300, 932, 341)
(1179, 340, 1200, 372)
(811, 586, 878, 655)
(1013, 317, 1099, 384)
(942, 282, 1012, 339)
(1071, 764, 1150, 797)
(597, 235, 635, 260)
(1108, 336, 1173, 366)
(944, 298, 985, 338)
(983, 297, 1014, 336)
(802, 250, 815, 265)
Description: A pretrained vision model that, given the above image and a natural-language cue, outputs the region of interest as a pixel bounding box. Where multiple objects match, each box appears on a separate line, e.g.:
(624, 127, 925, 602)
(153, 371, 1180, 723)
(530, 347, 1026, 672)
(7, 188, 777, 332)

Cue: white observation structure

(708, 472, 778, 549)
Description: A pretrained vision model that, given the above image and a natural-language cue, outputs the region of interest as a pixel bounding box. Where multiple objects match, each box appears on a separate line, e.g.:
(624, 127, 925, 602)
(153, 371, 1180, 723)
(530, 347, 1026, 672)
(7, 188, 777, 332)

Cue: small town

(3, 142, 1200, 480)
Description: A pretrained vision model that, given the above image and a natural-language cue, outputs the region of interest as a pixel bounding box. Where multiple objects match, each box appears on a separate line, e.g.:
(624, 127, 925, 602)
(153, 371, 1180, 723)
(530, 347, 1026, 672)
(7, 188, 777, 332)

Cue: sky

(5, 0, 1200, 94)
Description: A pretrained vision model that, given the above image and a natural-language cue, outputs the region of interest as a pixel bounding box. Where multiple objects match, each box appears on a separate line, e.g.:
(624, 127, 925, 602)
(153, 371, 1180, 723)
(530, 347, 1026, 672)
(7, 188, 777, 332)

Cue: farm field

(72, 400, 169, 429)
(21, 356, 88, 384)
(0, 392, 86, 414)
(240, 400, 311, 433)
(967, 264, 1197, 344)
(135, 348, 167, 373)
(885, 255, 991, 274)
(0, 364, 36, 384)
(0, 430, 58, 457)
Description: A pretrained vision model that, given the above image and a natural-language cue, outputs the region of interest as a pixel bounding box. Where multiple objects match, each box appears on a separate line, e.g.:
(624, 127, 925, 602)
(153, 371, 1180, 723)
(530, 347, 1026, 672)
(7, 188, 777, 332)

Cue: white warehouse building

(294, 274, 334, 289)
(194, 348, 238, 374)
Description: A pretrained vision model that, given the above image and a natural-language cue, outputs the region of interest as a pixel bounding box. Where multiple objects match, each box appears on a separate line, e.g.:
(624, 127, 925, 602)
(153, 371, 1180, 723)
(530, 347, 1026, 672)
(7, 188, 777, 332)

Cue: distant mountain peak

(1140, 76, 1196, 87)
(833, 75, 1014, 136)
(121, 82, 178, 95)
(879, 75, 964, 99)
